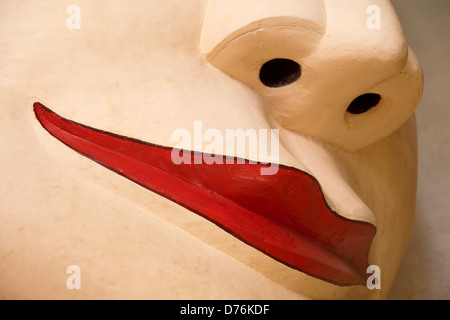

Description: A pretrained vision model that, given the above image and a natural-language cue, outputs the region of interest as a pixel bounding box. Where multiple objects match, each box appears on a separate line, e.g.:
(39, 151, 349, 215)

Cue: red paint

(34, 102, 376, 286)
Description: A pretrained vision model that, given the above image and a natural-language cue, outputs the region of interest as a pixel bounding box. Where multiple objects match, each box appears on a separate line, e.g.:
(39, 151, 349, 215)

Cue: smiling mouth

(34, 102, 376, 286)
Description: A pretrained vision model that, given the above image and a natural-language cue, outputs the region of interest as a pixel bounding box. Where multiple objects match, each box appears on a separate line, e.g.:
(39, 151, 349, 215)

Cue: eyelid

(201, 0, 327, 56)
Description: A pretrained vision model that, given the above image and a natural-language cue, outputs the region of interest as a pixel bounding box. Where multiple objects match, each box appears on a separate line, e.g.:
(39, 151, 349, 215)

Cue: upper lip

(34, 101, 376, 286)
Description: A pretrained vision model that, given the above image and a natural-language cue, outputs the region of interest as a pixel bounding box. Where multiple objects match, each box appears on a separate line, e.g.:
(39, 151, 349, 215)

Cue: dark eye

(259, 58, 302, 88)
(346, 93, 381, 115)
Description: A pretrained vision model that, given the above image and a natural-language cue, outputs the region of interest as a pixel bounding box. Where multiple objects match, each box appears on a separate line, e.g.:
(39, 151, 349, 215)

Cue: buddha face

(1, 0, 423, 299)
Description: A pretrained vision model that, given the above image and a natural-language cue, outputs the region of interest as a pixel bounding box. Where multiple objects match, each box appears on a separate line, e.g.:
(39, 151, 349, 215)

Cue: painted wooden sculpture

(0, 0, 423, 299)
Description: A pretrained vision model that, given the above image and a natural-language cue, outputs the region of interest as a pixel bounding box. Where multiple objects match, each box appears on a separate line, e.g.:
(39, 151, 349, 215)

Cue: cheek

(332, 115, 418, 292)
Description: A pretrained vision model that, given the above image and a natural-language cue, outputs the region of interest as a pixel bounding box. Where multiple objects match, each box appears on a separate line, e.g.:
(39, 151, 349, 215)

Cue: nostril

(260, 58, 302, 88)
(346, 93, 381, 115)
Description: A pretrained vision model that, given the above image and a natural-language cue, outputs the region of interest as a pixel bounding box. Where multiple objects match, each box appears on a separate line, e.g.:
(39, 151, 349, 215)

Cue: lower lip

(34, 102, 376, 286)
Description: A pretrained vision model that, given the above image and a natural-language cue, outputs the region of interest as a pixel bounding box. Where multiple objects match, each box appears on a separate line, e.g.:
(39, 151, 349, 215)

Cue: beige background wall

(389, 0, 450, 300)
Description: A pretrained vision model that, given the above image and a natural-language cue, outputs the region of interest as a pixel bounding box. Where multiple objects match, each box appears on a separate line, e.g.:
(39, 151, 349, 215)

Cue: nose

(202, 0, 424, 152)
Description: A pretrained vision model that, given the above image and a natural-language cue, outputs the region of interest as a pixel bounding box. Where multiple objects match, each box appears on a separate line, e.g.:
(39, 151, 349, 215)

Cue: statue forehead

(116, 0, 395, 53)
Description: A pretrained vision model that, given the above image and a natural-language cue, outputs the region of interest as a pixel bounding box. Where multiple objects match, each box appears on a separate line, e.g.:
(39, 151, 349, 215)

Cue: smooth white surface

(389, 0, 450, 300)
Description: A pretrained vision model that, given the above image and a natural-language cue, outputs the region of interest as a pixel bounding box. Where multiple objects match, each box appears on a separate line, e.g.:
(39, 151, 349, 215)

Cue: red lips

(34, 102, 376, 286)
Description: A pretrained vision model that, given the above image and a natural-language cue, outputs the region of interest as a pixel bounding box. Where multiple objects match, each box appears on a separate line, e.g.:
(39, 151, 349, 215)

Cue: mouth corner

(34, 101, 47, 115)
